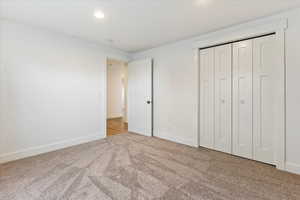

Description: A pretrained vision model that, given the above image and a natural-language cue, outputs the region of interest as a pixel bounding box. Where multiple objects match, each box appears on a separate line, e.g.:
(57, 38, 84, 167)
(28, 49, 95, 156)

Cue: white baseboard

(0, 133, 105, 164)
(107, 116, 123, 120)
(285, 162, 300, 175)
(154, 132, 198, 147)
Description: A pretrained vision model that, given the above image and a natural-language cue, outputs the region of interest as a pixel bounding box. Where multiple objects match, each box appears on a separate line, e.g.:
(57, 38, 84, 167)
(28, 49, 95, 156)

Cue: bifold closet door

(199, 48, 214, 149)
(200, 35, 282, 165)
(253, 35, 279, 165)
(233, 40, 253, 159)
(214, 44, 232, 154)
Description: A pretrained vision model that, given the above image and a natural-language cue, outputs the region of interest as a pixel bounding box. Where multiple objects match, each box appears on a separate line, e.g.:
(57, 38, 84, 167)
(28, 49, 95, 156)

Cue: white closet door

(214, 44, 232, 153)
(200, 48, 214, 149)
(253, 35, 280, 165)
(233, 40, 253, 159)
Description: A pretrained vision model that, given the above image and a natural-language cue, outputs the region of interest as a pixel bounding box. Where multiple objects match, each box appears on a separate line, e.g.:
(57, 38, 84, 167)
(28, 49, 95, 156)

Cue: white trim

(107, 116, 123, 120)
(155, 131, 198, 147)
(0, 133, 105, 164)
(193, 19, 287, 49)
(273, 28, 286, 170)
(104, 57, 108, 137)
(286, 162, 300, 175)
(195, 18, 287, 171)
(194, 48, 201, 147)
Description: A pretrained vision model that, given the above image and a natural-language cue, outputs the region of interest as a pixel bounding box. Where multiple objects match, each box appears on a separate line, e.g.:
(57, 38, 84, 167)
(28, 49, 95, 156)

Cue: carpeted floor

(1, 133, 300, 200)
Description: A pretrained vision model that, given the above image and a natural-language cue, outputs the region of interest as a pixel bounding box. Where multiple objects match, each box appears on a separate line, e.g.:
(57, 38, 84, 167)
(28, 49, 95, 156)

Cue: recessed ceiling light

(94, 10, 105, 19)
(195, 0, 211, 6)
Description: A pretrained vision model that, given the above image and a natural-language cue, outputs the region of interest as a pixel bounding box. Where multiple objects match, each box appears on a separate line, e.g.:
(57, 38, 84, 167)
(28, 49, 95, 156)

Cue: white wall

(0, 20, 129, 163)
(133, 7, 300, 174)
(133, 41, 199, 147)
(107, 62, 125, 119)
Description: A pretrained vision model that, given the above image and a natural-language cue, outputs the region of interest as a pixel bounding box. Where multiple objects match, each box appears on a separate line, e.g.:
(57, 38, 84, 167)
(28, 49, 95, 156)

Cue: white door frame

(104, 57, 153, 137)
(194, 19, 287, 170)
(104, 57, 129, 137)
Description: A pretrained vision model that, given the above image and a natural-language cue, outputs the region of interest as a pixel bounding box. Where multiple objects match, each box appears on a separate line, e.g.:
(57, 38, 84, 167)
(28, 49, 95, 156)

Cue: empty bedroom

(1, 0, 300, 199)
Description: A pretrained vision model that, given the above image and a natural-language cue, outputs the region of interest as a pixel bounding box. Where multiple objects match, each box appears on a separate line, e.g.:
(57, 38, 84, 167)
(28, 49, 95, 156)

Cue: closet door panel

(200, 48, 214, 149)
(214, 44, 232, 153)
(253, 35, 278, 165)
(233, 40, 253, 159)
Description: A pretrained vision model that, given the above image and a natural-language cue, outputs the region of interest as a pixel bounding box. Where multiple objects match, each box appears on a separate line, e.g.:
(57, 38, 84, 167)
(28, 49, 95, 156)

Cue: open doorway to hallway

(106, 58, 128, 136)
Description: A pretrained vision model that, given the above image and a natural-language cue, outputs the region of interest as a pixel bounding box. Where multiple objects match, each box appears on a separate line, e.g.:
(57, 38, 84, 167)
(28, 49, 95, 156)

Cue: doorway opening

(106, 58, 128, 136)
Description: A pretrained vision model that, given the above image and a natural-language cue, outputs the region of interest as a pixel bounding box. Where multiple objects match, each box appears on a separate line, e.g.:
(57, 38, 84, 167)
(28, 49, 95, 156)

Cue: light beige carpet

(1, 133, 300, 200)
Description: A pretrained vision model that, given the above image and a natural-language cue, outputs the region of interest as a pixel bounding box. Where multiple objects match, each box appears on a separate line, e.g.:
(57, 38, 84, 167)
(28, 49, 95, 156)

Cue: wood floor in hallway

(107, 117, 128, 136)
